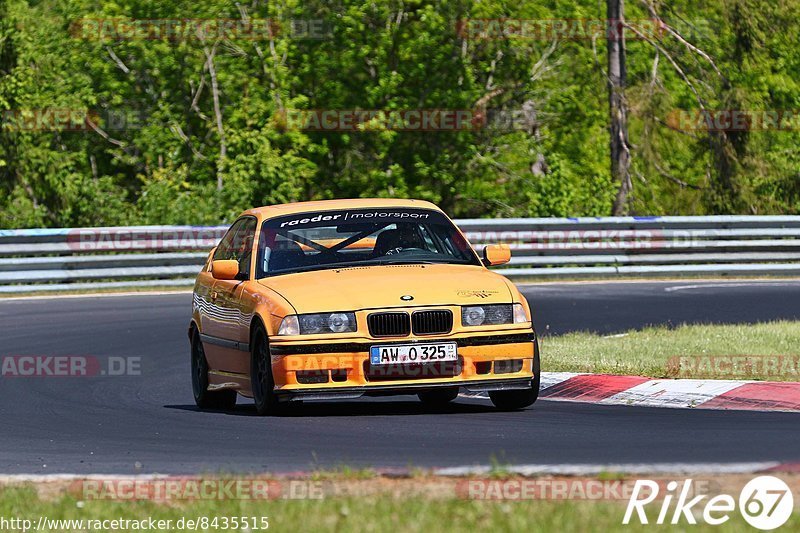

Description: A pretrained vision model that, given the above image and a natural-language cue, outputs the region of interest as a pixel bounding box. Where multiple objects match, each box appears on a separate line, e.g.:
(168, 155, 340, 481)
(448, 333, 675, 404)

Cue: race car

(189, 198, 540, 415)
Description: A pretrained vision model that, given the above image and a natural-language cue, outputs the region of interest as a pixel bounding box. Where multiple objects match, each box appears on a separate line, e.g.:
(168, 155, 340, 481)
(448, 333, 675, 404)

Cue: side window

(213, 217, 257, 278)
(234, 217, 257, 278)
(213, 219, 247, 262)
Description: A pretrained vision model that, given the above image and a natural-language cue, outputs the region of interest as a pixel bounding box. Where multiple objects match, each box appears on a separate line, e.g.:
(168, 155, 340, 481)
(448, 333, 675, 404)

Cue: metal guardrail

(1, 216, 799, 293)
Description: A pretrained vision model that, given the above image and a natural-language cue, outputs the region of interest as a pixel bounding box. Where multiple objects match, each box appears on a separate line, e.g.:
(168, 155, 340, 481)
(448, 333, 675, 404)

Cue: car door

(193, 246, 217, 341)
(200, 218, 248, 371)
(207, 216, 257, 375)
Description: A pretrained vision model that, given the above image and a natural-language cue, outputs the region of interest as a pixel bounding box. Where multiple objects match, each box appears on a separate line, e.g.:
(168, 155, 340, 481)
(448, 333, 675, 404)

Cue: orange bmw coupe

(189, 199, 539, 415)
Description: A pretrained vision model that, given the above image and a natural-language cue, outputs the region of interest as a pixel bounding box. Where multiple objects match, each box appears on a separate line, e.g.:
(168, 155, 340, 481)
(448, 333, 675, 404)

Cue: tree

(607, 0, 632, 215)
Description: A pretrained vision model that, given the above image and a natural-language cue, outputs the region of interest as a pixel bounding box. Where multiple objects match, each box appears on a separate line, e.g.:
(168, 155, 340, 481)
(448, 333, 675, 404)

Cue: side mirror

(211, 259, 240, 280)
(482, 244, 511, 267)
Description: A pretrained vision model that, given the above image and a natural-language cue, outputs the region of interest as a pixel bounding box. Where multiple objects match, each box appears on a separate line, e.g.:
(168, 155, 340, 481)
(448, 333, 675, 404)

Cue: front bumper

(276, 377, 534, 401)
(269, 330, 536, 398)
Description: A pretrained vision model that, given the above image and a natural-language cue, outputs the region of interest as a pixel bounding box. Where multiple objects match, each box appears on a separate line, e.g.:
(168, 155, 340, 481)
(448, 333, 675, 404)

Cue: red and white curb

(467, 372, 800, 412)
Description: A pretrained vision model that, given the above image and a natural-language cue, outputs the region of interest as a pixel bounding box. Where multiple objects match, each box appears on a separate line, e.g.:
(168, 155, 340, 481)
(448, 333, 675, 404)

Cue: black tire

(191, 329, 237, 410)
(250, 325, 282, 416)
(489, 337, 541, 411)
(418, 387, 459, 406)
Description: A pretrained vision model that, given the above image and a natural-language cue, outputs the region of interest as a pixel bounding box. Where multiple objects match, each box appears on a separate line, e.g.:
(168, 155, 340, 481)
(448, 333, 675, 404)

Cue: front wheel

(191, 330, 237, 410)
(250, 326, 282, 416)
(489, 338, 541, 411)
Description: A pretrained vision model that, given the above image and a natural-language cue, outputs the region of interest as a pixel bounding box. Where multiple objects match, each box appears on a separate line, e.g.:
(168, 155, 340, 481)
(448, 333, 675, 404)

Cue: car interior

(260, 222, 460, 275)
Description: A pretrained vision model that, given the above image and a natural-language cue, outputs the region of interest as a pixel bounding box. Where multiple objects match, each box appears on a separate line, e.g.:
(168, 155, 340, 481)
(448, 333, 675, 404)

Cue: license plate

(370, 342, 457, 365)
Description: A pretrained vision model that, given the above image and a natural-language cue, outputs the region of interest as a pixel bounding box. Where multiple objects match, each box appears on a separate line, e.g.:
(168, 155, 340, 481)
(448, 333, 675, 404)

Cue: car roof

(241, 198, 444, 219)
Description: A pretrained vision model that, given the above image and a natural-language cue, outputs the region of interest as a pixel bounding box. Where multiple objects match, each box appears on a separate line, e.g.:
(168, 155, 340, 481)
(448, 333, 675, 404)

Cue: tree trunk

(607, 0, 632, 215)
(204, 45, 226, 192)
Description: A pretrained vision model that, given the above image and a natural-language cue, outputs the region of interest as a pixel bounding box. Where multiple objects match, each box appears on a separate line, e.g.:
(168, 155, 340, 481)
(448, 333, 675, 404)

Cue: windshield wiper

(361, 259, 436, 265)
(264, 258, 469, 277)
(266, 261, 368, 276)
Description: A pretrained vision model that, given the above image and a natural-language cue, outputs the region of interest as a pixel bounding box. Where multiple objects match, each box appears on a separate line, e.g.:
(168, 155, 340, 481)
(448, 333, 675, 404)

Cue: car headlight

(278, 312, 357, 335)
(461, 303, 528, 326)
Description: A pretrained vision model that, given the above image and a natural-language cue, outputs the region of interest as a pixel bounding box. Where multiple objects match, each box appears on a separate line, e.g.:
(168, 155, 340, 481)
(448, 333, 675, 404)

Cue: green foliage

(1, 0, 798, 228)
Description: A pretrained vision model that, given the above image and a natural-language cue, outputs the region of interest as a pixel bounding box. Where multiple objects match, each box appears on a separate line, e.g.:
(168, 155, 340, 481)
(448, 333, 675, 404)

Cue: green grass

(309, 466, 378, 481)
(541, 321, 800, 380)
(2, 486, 798, 532)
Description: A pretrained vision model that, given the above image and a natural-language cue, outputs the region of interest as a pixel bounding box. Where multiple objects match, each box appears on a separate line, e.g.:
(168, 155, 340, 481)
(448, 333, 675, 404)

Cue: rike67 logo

(624, 476, 794, 530)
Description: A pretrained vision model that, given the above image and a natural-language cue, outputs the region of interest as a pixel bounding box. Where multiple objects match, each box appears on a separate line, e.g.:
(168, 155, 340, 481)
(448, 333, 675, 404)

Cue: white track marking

(665, 281, 800, 292)
(0, 462, 783, 483)
(0, 474, 173, 483)
(519, 278, 800, 290)
(435, 462, 782, 476)
(600, 379, 747, 409)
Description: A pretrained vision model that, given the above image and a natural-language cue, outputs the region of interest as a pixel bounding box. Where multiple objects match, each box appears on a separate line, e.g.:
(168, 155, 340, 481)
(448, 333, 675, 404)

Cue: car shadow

(164, 398, 498, 418)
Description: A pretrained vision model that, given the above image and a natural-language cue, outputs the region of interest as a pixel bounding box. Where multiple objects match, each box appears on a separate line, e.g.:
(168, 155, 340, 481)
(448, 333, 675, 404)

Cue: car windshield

(256, 208, 480, 277)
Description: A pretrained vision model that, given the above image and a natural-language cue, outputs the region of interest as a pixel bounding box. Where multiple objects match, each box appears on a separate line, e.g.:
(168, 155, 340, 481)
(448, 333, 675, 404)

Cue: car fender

(246, 283, 298, 338)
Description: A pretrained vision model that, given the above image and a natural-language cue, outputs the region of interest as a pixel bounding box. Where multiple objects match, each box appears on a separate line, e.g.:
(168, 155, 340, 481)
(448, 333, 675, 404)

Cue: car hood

(257, 264, 514, 314)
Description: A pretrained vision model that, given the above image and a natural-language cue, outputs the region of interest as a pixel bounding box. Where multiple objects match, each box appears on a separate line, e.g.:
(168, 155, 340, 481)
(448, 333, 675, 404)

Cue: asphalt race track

(1, 280, 800, 474)
(525, 279, 800, 335)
